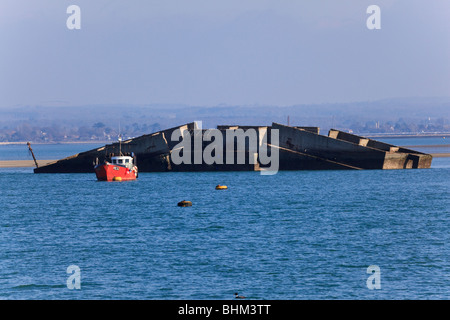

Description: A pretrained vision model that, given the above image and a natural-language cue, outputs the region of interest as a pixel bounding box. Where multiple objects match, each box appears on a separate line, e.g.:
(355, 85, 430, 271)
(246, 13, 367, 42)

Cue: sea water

(0, 141, 449, 300)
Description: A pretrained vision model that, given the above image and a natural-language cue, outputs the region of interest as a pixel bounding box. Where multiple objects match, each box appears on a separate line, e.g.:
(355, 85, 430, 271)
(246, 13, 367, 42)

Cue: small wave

(12, 283, 66, 290)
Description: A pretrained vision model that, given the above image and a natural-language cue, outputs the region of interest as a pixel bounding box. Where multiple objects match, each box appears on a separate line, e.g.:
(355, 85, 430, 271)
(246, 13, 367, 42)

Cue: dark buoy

(178, 200, 192, 207)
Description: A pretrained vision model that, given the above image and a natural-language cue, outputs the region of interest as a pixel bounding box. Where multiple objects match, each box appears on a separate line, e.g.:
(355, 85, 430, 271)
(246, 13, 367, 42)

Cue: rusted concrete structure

(272, 123, 432, 170)
(35, 122, 198, 173)
(34, 122, 432, 173)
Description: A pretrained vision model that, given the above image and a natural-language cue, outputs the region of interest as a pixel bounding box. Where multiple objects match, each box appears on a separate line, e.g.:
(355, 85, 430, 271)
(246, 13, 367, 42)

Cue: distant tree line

(0, 122, 162, 142)
(0, 117, 448, 142)
(339, 117, 449, 134)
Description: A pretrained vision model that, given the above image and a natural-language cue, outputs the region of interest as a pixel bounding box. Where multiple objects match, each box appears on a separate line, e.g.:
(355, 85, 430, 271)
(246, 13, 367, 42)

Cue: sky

(0, 0, 449, 108)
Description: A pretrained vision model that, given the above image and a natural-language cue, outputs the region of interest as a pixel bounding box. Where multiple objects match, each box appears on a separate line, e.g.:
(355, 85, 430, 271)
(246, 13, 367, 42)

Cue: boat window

(112, 160, 116, 164)
(118, 159, 123, 164)
(125, 159, 129, 163)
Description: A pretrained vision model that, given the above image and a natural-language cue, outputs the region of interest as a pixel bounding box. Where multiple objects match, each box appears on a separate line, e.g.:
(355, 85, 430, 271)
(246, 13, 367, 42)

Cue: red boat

(94, 154, 138, 181)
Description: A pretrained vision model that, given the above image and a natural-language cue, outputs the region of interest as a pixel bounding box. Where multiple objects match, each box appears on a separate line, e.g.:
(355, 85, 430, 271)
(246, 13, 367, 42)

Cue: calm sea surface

(0, 139, 449, 299)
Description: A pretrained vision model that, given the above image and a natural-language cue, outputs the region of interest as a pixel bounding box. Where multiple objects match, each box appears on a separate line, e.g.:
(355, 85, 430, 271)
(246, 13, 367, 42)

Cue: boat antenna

(27, 142, 39, 168)
(118, 121, 123, 156)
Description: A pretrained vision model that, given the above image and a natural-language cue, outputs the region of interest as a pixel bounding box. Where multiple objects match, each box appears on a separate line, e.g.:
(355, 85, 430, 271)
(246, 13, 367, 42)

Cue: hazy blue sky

(1, 0, 449, 108)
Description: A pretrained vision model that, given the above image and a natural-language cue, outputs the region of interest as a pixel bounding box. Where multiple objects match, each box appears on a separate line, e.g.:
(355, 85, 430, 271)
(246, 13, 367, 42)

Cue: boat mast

(119, 135, 122, 156)
(118, 121, 122, 156)
(27, 142, 39, 168)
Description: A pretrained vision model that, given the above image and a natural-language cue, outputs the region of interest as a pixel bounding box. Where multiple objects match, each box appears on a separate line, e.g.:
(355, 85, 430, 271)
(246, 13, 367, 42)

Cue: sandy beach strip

(403, 144, 450, 149)
(431, 153, 450, 158)
(0, 160, 57, 168)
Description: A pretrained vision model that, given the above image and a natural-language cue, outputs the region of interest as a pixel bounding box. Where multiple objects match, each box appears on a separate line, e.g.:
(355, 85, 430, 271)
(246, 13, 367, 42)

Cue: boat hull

(94, 163, 137, 181)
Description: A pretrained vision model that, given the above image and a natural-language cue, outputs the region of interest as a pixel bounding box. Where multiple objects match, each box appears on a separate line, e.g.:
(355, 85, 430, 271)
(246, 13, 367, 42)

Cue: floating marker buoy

(234, 292, 245, 299)
(178, 200, 192, 207)
(113, 176, 122, 181)
(215, 184, 228, 190)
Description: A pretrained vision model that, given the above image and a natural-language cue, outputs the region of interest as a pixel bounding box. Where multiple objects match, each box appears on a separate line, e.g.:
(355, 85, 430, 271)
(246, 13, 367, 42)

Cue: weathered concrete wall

(34, 121, 431, 173)
(273, 123, 388, 169)
(34, 123, 197, 173)
(166, 126, 264, 171)
(276, 146, 358, 170)
(330, 129, 411, 153)
(295, 127, 320, 135)
(328, 129, 432, 169)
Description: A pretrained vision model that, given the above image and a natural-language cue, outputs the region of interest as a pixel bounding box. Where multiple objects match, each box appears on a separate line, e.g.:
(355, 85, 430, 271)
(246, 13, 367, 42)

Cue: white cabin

(111, 156, 134, 169)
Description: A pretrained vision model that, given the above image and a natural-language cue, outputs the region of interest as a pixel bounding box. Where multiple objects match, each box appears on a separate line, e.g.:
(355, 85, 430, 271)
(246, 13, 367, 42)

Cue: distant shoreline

(364, 133, 450, 138)
(0, 160, 57, 168)
(0, 133, 449, 145)
(0, 141, 110, 146)
(432, 153, 450, 158)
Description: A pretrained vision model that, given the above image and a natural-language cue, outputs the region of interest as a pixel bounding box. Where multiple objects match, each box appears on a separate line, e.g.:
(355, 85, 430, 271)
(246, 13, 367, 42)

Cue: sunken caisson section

(34, 121, 432, 173)
(271, 123, 432, 170)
